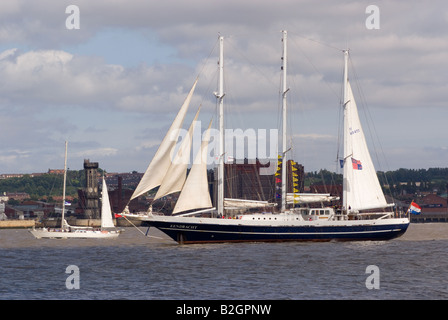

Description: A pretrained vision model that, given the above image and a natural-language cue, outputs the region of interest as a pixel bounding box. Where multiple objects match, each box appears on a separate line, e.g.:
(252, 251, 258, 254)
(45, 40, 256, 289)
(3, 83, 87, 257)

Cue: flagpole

(406, 199, 413, 222)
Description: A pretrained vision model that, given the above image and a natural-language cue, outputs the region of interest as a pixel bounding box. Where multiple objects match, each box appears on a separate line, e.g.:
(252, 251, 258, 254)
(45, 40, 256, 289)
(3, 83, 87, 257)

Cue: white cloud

(0, 48, 196, 113)
(73, 147, 118, 158)
(135, 139, 162, 152)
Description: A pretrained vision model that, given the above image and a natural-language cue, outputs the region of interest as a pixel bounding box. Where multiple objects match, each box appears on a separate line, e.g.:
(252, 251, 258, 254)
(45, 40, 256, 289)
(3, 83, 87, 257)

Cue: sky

(0, 0, 447, 174)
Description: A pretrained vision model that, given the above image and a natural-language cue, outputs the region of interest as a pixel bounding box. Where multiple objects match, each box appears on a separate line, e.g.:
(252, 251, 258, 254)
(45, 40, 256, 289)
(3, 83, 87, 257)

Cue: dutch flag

(408, 201, 421, 215)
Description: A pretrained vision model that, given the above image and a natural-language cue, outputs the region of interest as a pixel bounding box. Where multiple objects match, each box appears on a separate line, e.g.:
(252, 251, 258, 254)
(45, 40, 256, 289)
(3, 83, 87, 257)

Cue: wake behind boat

(29, 142, 121, 239)
(123, 32, 409, 244)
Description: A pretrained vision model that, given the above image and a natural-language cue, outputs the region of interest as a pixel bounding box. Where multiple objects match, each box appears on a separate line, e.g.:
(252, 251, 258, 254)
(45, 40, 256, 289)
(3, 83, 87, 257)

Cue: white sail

(342, 78, 388, 212)
(154, 106, 201, 200)
(224, 198, 276, 209)
(130, 79, 198, 201)
(173, 120, 213, 214)
(286, 193, 339, 204)
(101, 177, 115, 229)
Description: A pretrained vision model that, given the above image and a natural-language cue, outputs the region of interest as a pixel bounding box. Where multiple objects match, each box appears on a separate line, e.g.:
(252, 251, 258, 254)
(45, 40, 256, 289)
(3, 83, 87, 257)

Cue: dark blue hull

(147, 220, 409, 244)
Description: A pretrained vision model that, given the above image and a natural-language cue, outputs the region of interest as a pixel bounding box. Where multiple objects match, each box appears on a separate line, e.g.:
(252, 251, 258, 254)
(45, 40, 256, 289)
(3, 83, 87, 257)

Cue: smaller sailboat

(29, 142, 121, 239)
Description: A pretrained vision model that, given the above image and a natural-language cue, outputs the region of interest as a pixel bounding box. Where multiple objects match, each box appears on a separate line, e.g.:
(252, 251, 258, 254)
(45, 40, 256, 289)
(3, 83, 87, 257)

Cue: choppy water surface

(1, 223, 447, 300)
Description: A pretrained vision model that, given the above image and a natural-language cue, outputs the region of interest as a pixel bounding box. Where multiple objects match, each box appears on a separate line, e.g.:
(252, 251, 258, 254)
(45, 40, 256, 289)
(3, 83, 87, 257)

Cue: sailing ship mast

(281, 30, 288, 212)
(61, 141, 68, 230)
(213, 35, 277, 216)
(215, 36, 225, 217)
(214, 32, 289, 214)
(342, 49, 349, 212)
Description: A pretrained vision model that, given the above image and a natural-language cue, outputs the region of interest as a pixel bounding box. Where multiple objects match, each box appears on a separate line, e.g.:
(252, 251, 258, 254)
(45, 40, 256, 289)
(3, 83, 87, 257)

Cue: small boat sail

(124, 32, 409, 244)
(29, 142, 121, 239)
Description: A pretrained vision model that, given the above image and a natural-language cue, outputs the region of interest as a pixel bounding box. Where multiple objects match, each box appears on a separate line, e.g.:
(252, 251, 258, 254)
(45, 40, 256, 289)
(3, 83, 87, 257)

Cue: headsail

(154, 106, 201, 200)
(130, 79, 198, 201)
(173, 120, 213, 214)
(342, 53, 388, 212)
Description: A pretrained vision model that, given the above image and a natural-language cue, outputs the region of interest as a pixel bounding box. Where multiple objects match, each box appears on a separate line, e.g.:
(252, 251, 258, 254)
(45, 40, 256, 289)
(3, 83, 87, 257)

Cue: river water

(0, 223, 447, 300)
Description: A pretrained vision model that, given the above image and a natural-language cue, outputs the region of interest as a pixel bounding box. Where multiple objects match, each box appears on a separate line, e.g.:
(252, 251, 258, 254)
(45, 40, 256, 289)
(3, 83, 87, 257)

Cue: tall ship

(123, 31, 409, 244)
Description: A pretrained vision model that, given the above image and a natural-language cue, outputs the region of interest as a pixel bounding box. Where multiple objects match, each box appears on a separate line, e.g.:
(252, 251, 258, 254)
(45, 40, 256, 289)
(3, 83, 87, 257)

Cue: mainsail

(173, 120, 213, 214)
(130, 79, 198, 201)
(342, 54, 388, 212)
(101, 177, 115, 229)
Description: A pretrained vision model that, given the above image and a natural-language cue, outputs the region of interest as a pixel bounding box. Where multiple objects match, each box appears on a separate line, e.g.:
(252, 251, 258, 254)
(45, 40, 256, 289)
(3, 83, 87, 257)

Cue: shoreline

(0, 220, 35, 229)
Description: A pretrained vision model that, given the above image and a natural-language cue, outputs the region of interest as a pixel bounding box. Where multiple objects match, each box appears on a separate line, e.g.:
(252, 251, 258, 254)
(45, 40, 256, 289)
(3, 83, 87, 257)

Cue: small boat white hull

(29, 228, 121, 239)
